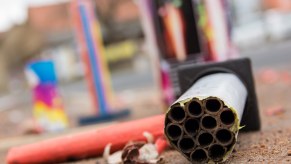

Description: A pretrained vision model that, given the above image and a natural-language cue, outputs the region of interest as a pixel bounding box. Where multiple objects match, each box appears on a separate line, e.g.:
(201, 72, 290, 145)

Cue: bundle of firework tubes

(165, 73, 247, 163)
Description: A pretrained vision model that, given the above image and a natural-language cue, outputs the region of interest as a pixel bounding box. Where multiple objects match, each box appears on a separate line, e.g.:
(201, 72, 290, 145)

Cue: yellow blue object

(26, 60, 69, 132)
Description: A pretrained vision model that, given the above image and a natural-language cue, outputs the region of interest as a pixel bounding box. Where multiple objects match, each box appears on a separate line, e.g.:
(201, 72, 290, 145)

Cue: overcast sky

(0, 0, 68, 32)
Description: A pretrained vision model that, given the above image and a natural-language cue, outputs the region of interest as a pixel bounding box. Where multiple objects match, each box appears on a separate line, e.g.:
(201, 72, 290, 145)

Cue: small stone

(265, 106, 285, 116)
(278, 141, 285, 145)
(260, 144, 266, 148)
(251, 145, 259, 149)
(259, 69, 279, 84)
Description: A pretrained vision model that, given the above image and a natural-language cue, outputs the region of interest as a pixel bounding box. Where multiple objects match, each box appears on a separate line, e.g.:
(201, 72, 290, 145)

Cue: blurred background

(0, 0, 291, 153)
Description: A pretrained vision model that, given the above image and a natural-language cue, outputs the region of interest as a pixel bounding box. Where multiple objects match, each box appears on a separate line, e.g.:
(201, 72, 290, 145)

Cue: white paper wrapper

(175, 73, 247, 121)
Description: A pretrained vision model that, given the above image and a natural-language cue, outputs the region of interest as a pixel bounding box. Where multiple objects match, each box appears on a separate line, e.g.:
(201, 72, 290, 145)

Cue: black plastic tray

(177, 58, 260, 132)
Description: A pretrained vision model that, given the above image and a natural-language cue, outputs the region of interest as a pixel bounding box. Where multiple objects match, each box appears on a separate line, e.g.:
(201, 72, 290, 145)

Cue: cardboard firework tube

(168, 104, 186, 123)
(6, 115, 164, 164)
(196, 131, 214, 147)
(215, 128, 234, 146)
(190, 148, 208, 163)
(185, 99, 204, 118)
(200, 114, 218, 131)
(208, 144, 226, 162)
(219, 108, 236, 127)
(203, 97, 224, 114)
(177, 136, 196, 153)
(165, 73, 247, 163)
(165, 123, 183, 141)
(183, 118, 200, 136)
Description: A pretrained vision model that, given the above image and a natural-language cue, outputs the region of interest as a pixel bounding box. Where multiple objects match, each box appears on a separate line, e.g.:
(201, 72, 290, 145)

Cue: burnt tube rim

(219, 108, 236, 126)
(190, 148, 208, 163)
(203, 97, 223, 114)
(201, 114, 218, 130)
(208, 144, 226, 162)
(186, 99, 204, 117)
(178, 136, 196, 153)
(165, 123, 183, 141)
(215, 128, 235, 146)
(184, 118, 200, 136)
(197, 131, 214, 147)
(168, 105, 186, 123)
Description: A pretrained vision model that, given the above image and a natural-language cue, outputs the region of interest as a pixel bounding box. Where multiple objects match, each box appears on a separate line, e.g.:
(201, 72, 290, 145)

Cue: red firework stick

(6, 115, 165, 164)
(155, 137, 169, 154)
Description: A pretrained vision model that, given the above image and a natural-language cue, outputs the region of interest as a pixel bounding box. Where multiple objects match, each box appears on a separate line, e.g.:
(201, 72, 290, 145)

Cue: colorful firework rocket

(25, 60, 68, 132)
(161, 2, 186, 61)
(152, 0, 202, 61)
(137, 0, 175, 107)
(70, 0, 114, 116)
(196, 0, 234, 61)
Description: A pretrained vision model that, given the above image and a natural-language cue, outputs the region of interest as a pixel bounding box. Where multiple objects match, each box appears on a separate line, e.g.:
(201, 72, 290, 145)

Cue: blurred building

(92, 0, 143, 70)
(232, 0, 291, 49)
(95, 0, 139, 23)
(28, 2, 71, 34)
(0, 0, 146, 92)
(95, 0, 141, 43)
(264, 0, 291, 11)
(28, 2, 78, 82)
